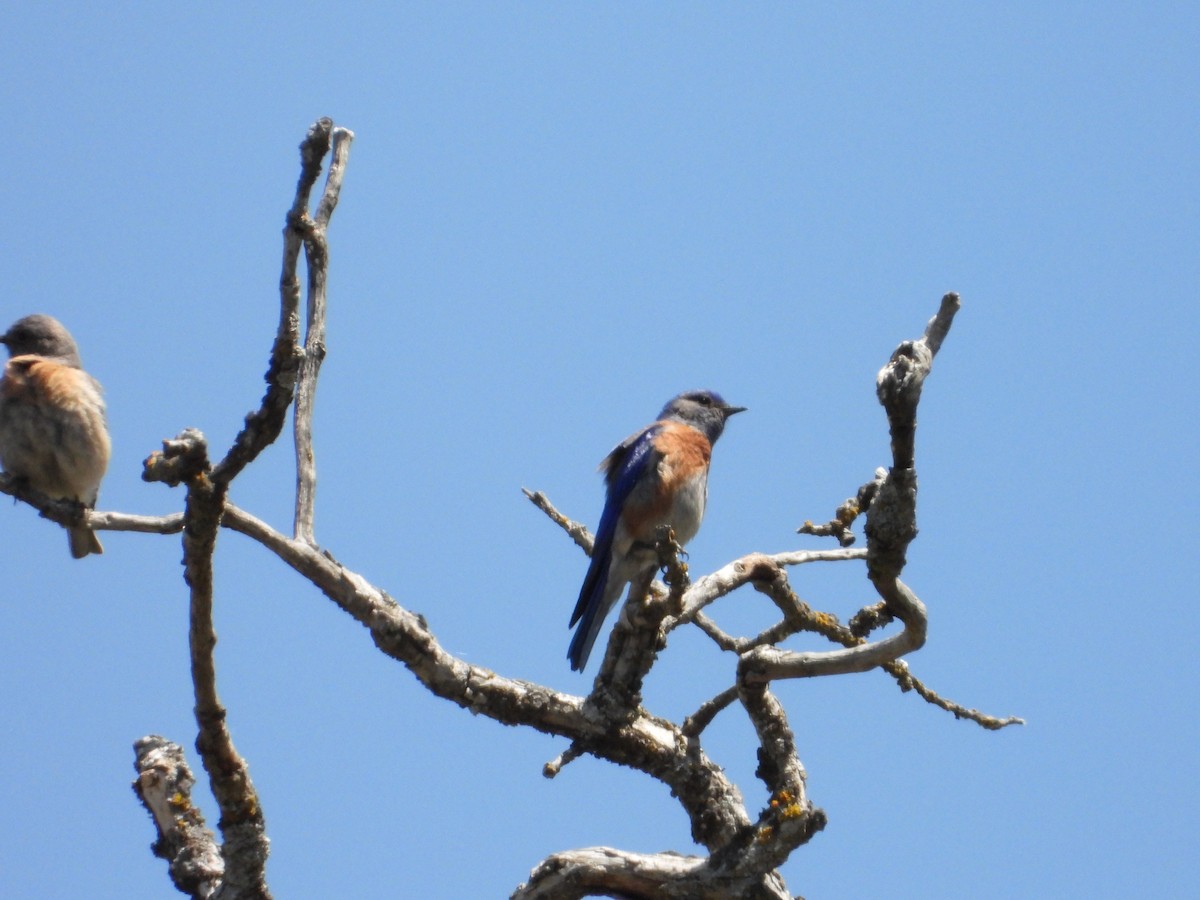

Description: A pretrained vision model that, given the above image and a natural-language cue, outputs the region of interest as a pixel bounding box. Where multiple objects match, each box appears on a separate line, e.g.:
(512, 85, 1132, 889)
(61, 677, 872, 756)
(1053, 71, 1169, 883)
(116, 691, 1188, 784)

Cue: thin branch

(796, 498, 860, 547)
(796, 471, 885, 548)
(685, 558, 1019, 728)
(673, 549, 866, 625)
(514, 847, 791, 900)
(90, 510, 184, 534)
(692, 611, 744, 651)
(848, 600, 893, 639)
(313, 126, 353, 228)
(210, 120, 338, 486)
(736, 295, 963, 687)
(220, 503, 756, 854)
(740, 578, 926, 682)
(682, 685, 739, 738)
(542, 743, 586, 779)
(887, 661, 1026, 729)
(527, 490, 1011, 731)
(132, 735, 223, 899)
(693, 611, 800, 657)
(293, 125, 354, 544)
(173, 435, 271, 899)
(0, 471, 102, 534)
(523, 488, 594, 554)
(716, 685, 823, 875)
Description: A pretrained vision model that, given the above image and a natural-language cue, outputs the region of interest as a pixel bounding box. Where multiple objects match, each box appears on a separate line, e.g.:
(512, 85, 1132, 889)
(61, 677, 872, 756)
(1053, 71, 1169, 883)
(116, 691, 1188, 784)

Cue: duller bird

(0, 315, 111, 558)
(568, 389, 745, 671)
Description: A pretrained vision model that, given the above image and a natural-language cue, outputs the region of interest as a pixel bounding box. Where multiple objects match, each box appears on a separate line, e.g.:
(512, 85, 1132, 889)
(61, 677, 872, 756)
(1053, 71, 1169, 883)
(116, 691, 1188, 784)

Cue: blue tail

(568, 424, 660, 671)
(568, 549, 612, 671)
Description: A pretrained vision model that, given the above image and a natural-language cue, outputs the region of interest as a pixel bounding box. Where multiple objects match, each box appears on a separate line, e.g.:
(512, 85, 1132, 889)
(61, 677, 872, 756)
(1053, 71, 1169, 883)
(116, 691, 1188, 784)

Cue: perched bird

(0, 315, 111, 558)
(568, 390, 745, 671)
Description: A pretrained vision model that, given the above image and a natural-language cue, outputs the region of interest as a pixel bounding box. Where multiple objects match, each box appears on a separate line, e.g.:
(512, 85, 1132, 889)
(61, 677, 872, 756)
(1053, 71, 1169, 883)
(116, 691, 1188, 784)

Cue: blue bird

(568, 390, 745, 671)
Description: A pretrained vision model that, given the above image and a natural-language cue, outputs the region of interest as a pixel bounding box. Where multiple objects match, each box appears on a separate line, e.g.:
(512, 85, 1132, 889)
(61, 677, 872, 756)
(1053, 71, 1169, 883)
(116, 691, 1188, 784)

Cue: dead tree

(0, 118, 1021, 900)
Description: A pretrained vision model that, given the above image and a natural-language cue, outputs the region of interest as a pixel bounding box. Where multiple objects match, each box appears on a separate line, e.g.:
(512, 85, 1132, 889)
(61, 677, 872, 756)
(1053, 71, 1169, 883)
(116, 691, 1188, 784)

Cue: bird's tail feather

(568, 563, 613, 672)
(569, 499, 625, 671)
(69, 525, 103, 559)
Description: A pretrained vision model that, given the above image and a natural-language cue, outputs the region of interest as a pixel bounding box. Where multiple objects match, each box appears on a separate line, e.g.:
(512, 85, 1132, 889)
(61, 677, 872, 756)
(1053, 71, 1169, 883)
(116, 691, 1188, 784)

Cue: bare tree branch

(515, 847, 792, 900)
(89, 510, 184, 534)
(682, 685, 739, 737)
(162, 431, 272, 899)
(292, 124, 354, 544)
(735, 293, 964, 690)
(0, 471, 106, 534)
(209, 120, 339, 487)
(673, 549, 866, 624)
(220, 503, 756, 854)
(133, 735, 223, 899)
(892, 663, 1026, 729)
(522, 488, 594, 553)
(126, 126, 356, 895)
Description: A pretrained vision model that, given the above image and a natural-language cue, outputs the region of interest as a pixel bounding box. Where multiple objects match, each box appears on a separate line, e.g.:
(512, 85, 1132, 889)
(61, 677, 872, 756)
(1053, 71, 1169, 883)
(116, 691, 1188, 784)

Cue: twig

(0, 471, 101, 533)
(0, 471, 184, 538)
(848, 600, 893, 638)
(739, 578, 926, 682)
(514, 847, 791, 900)
(738, 295, 963, 686)
(209, 121, 338, 486)
(692, 611, 743, 651)
(796, 497, 861, 547)
(293, 124, 354, 544)
(673, 549, 866, 625)
(719, 684, 823, 875)
(220, 502, 756, 856)
(682, 685, 739, 737)
(132, 735, 223, 900)
(886, 661, 1025, 729)
(90, 510, 185, 534)
(169, 435, 272, 898)
(542, 743, 586, 778)
(522, 488, 594, 554)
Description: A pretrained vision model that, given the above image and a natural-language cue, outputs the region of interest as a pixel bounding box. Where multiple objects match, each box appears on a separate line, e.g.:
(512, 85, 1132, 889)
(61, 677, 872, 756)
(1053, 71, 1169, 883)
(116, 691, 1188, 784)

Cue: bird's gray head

(659, 390, 746, 442)
(0, 315, 84, 368)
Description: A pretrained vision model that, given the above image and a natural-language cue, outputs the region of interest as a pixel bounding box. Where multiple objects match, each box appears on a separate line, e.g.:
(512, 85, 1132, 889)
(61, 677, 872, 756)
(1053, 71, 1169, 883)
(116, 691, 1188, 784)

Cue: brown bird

(0, 315, 111, 558)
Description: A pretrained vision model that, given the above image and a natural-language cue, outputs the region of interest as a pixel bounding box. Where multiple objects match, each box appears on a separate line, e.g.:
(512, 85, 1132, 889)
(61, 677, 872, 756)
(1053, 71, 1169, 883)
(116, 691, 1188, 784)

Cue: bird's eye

(698, 395, 712, 406)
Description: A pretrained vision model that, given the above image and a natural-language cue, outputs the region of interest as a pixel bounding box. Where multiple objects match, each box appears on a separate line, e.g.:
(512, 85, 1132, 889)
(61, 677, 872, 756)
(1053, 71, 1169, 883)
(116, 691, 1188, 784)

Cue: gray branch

(514, 847, 792, 900)
(736, 293, 962, 687)
(132, 736, 223, 899)
(210, 120, 340, 487)
(220, 503, 757, 855)
(148, 429, 273, 899)
(292, 123, 354, 544)
(129, 121, 354, 898)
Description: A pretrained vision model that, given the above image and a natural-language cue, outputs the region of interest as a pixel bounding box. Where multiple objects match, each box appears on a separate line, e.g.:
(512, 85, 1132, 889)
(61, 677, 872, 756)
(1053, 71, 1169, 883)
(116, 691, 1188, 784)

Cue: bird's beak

(722, 404, 747, 417)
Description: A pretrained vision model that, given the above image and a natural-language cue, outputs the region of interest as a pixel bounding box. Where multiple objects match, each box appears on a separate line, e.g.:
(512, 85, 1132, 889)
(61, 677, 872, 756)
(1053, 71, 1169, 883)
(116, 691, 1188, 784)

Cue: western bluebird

(568, 389, 745, 671)
(0, 314, 111, 558)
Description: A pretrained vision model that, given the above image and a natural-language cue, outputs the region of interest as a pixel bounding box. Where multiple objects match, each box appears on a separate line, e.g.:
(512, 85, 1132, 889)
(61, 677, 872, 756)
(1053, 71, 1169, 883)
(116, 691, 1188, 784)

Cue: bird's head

(1, 315, 84, 368)
(659, 390, 746, 442)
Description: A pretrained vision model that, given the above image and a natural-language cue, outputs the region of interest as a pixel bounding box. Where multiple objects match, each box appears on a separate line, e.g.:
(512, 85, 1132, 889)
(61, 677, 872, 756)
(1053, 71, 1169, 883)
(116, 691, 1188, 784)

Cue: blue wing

(568, 424, 662, 671)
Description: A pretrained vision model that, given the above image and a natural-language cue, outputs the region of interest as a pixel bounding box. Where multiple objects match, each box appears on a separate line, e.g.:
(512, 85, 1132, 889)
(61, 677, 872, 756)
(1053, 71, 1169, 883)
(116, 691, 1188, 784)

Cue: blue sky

(1, 4, 1196, 898)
